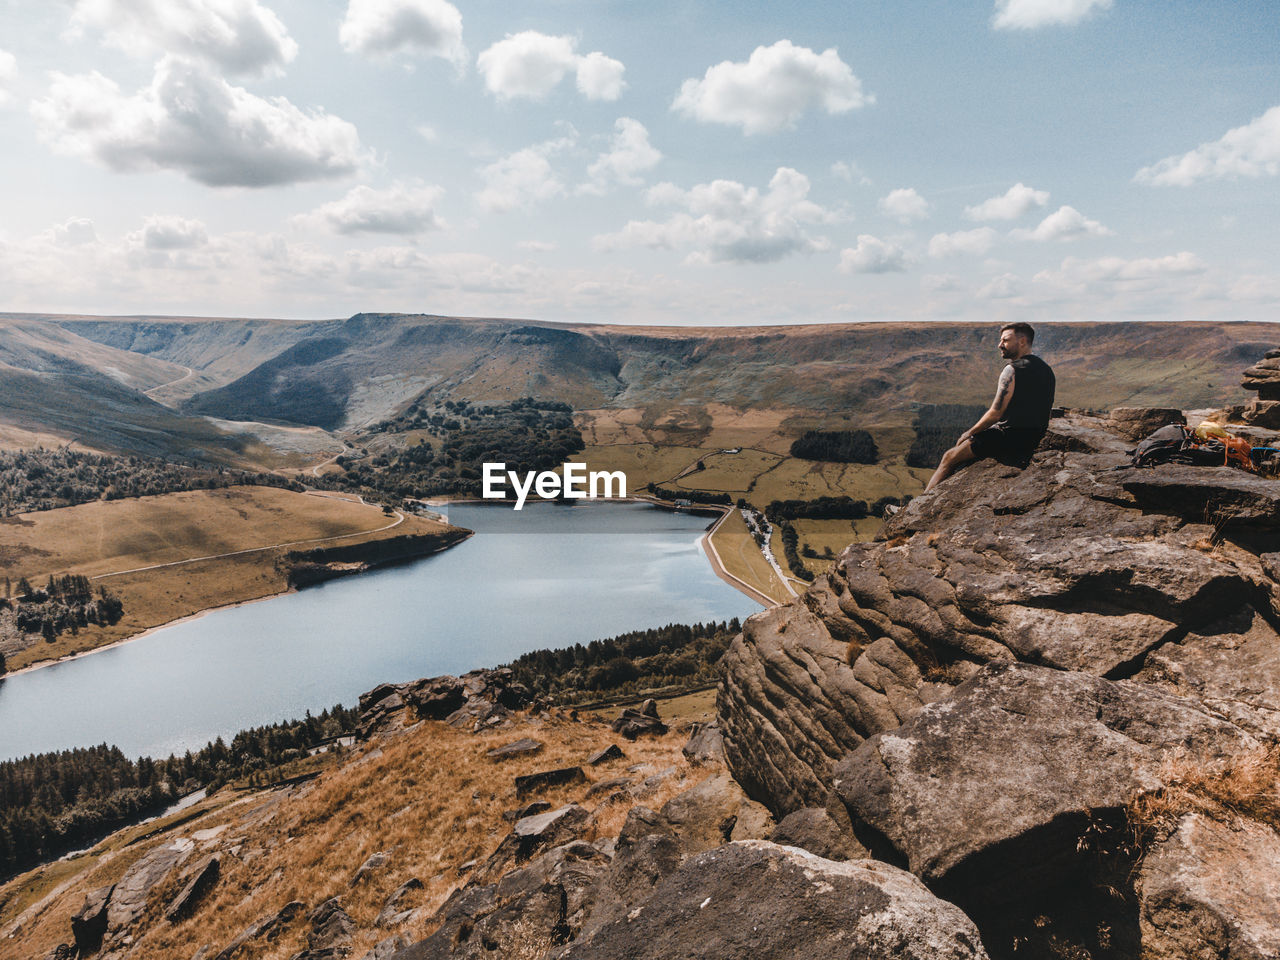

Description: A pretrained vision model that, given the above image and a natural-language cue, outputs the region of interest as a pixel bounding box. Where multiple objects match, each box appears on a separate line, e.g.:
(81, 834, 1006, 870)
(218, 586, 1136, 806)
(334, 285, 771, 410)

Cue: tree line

(1, 574, 124, 645)
(505, 619, 742, 701)
(789, 429, 879, 464)
(0, 704, 358, 880)
(0, 446, 302, 516)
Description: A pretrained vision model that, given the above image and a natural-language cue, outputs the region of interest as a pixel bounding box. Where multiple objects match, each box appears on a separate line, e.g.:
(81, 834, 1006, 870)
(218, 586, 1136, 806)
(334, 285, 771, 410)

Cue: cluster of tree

(647, 485, 733, 506)
(765, 496, 870, 521)
(0, 704, 358, 879)
(2, 575, 124, 642)
(505, 619, 742, 702)
(789, 430, 878, 464)
(0, 447, 302, 516)
(776, 520, 815, 582)
(314, 398, 584, 501)
(906, 404, 987, 469)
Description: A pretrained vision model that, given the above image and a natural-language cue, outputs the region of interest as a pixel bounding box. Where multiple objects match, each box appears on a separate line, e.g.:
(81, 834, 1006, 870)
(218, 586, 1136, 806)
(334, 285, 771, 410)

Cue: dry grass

(1126, 746, 1280, 843)
(1, 488, 462, 669)
(2, 712, 712, 960)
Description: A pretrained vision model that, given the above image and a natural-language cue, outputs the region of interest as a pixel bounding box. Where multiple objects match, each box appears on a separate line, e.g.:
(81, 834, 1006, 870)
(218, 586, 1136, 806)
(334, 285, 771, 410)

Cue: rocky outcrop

(560, 841, 990, 960)
(833, 662, 1253, 900)
(1241, 347, 1280, 401)
(71, 884, 114, 953)
(165, 854, 221, 922)
(1139, 814, 1280, 959)
(720, 414, 1280, 816)
(358, 668, 532, 738)
(107, 843, 188, 934)
(1105, 406, 1186, 442)
(610, 700, 667, 740)
(215, 901, 306, 960)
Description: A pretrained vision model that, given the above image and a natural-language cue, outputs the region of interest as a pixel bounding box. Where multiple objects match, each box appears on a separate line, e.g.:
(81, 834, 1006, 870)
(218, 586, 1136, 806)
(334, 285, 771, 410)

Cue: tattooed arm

(959, 365, 1015, 441)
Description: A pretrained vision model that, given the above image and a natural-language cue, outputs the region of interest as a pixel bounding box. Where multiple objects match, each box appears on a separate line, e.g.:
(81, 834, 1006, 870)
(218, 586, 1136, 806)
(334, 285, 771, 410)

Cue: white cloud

(1135, 106, 1280, 187)
(965, 182, 1049, 220)
(978, 273, 1021, 298)
(338, 0, 465, 67)
(575, 51, 627, 101)
(477, 137, 572, 213)
(992, 0, 1112, 30)
(838, 235, 907, 274)
(297, 182, 445, 235)
(0, 49, 16, 107)
(928, 227, 997, 258)
(878, 187, 929, 223)
(831, 160, 870, 185)
(1014, 205, 1111, 241)
(518, 239, 557, 252)
(41, 217, 99, 247)
(1034, 252, 1206, 285)
(581, 118, 661, 194)
(134, 215, 209, 249)
(70, 0, 297, 78)
(672, 40, 872, 135)
(30, 56, 364, 188)
(595, 166, 836, 264)
(477, 31, 625, 101)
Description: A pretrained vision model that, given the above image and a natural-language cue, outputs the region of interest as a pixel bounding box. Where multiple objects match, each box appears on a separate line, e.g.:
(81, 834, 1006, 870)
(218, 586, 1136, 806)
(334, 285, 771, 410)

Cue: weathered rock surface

(834, 661, 1255, 903)
(560, 840, 990, 960)
(658, 774, 774, 853)
(515, 765, 586, 798)
(71, 883, 114, 953)
(1242, 349, 1280, 401)
(1139, 814, 1280, 960)
(351, 851, 391, 886)
(215, 900, 305, 960)
(358, 669, 532, 738)
(290, 897, 354, 960)
(375, 878, 423, 928)
(585, 744, 624, 766)
(486, 737, 544, 762)
(393, 841, 613, 960)
(1105, 406, 1186, 442)
(611, 700, 668, 740)
(720, 414, 1280, 816)
(107, 842, 188, 933)
(680, 721, 725, 764)
(768, 804, 867, 862)
(473, 804, 594, 885)
(165, 854, 220, 922)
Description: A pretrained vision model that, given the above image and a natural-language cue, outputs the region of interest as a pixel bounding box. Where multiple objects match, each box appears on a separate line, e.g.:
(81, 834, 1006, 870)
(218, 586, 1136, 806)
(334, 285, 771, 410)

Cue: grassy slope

(0, 487, 464, 669)
(0, 710, 712, 960)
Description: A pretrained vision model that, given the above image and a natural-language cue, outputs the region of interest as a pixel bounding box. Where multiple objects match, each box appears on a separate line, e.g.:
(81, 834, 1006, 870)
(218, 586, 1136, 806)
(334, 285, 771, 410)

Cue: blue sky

(0, 0, 1277, 324)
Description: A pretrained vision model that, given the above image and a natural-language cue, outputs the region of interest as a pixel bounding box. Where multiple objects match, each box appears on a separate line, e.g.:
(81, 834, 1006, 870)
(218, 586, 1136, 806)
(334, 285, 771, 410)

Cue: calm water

(0, 502, 758, 762)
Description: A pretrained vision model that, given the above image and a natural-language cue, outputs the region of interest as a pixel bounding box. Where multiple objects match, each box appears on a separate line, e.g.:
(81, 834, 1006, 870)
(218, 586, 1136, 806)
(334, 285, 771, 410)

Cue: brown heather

(4, 712, 711, 960)
(1126, 745, 1280, 843)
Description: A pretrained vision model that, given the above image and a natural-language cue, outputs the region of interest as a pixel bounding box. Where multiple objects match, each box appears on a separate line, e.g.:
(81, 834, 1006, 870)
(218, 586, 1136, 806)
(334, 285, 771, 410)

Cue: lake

(0, 501, 759, 762)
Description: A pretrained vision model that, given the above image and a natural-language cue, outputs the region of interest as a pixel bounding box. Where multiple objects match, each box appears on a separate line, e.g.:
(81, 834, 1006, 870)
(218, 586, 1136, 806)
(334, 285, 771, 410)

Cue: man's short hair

(1000, 322, 1035, 345)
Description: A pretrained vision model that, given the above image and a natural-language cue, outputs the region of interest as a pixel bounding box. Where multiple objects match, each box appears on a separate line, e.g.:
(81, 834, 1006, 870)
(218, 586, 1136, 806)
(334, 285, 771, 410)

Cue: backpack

(1131, 424, 1189, 467)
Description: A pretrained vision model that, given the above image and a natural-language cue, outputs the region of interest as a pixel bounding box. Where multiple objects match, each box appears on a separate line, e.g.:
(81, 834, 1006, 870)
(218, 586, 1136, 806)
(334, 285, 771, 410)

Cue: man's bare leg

(926, 439, 976, 492)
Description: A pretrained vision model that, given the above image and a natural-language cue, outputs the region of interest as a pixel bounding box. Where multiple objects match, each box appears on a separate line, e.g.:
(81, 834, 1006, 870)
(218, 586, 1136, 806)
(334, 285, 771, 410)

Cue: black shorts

(969, 426, 1044, 466)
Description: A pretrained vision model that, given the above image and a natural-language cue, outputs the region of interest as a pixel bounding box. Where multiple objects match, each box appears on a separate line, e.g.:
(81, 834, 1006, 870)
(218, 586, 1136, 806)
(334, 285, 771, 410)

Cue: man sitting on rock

(925, 322, 1056, 492)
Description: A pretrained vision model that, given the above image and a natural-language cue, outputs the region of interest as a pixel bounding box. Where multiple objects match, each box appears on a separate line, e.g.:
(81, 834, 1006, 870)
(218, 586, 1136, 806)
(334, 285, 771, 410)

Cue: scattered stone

(351, 851, 391, 886)
(561, 840, 990, 960)
(376, 878, 423, 928)
(681, 722, 725, 764)
(768, 805, 866, 862)
(1139, 814, 1280, 960)
(626, 766, 679, 801)
(71, 883, 113, 954)
(485, 737, 544, 762)
(474, 804, 595, 885)
(45, 945, 75, 960)
(360, 934, 409, 960)
(502, 800, 551, 822)
(611, 703, 667, 740)
(585, 744, 625, 766)
(514, 765, 586, 798)
(290, 897, 354, 960)
(584, 777, 632, 799)
(165, 854, 221, 922)
(215, 901, 305, 960)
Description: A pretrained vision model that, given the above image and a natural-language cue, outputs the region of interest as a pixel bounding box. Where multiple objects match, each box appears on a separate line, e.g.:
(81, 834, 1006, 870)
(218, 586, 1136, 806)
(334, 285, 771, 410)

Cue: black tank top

(999, 355, 1055, 433)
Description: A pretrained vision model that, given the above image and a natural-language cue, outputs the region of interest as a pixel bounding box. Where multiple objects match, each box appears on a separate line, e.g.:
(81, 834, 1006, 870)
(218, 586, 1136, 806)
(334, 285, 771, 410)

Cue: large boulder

(559, 840, 990, 960)
(719, 415, 1280, 818)
(107, 843, 188, 934)
(834, 662, 1255, 900)
(1105, 406, 1186, 442)
(1139, 813, 1280, 960)
(1241, 349, 1280, 401)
